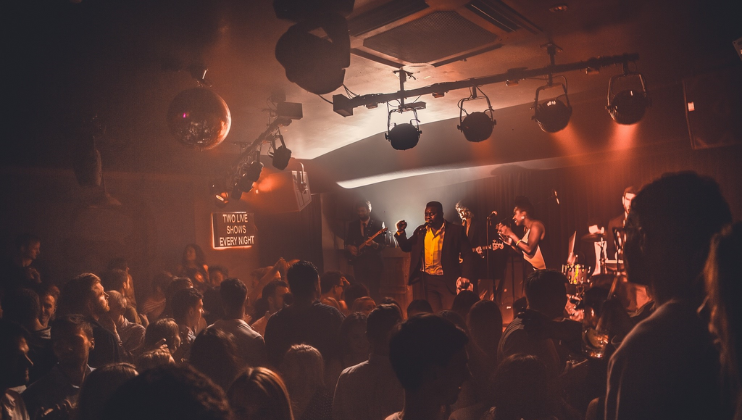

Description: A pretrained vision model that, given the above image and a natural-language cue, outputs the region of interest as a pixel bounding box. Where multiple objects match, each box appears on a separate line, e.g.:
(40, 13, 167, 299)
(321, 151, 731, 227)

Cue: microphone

(552, 189, 560, 205)
(486, 210, 498, 219)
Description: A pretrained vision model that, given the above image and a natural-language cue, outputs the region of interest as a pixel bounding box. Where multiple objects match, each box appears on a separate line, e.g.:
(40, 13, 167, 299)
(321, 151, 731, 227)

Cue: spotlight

(237, 160, 264, 193)
(269, 135, 292, 170)
(385, 107, 422, 150)
(533, 80, 572, 133)
(457, 87, 496, 142)
(607, 73, 650, 125)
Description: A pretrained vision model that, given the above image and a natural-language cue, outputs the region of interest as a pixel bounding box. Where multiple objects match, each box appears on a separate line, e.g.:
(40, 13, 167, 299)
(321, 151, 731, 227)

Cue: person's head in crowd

(367, 304, 402, 356)
(622, 186, 637, 215)
(76, 363, 138, 420)
(286, 261, 320, 303)
(389, 314, 469, 408)
(15, 233, 41, 262)
(182, 244, 207, 266)
(107, 290, 128, 321)
(262, 280, 290, 314)
(220, 278, 249, 319)
(524, 270, 567, 320)
(103, 364, 232, 420)
(228, 367, 294, 420)
(339, 312, 369, 365)
(163, 276, 193, 318)
(208, 266, 228, 288)
(171, 288, 204, 330)
(280, 344, 324, 416)
(101, 268, 131, 295)
(57, 273, 110, 320)
(351, 296, 376, 315)
(705, 222, 742, 415)
(0, 320, 33, 390)
(467, 300, 503, 360)
(490, 354, 553, 420)
(406, 299, 433, 318)
(152, 271, 174, 297)
(451, 290, 480, 320)
(438, 310, 468, 335)
(2, 287, 43, 331)
(144, 318, 181, 354)
(378, 297, 403, 316)
(51, 315, 94, 369)
(320, 271, 347, 302)
(625, 171, 731, 306)
(355, 200, 372, 222)
(37, 284, 59, 328)
(107, 258, 129, 273)
(190, 328, 241, 391)
(136, 348, 175, 372)
(343, 283, 369, 309)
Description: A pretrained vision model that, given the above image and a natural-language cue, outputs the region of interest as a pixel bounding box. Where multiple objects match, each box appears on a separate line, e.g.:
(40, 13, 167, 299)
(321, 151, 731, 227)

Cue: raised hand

(396, 220, 407, 232)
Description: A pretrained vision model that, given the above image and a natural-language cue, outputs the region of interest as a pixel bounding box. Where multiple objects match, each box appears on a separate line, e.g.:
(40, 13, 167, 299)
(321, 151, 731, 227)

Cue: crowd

(1, 171, 741, 420)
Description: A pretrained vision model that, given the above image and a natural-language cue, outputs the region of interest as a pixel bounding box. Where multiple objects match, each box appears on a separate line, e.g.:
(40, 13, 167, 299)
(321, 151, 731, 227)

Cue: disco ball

(166, 88, 231, 150)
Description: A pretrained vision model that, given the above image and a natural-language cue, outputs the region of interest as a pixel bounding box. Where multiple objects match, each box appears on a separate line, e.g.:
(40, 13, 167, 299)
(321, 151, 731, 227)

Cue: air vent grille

(466, 0, 539, 34)
(348, 0, 429, 37)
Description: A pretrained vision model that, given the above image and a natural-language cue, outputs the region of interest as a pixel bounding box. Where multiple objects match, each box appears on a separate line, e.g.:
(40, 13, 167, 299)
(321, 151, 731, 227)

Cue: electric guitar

(347, 227, 388, 264)
(473, 239, 505, 256)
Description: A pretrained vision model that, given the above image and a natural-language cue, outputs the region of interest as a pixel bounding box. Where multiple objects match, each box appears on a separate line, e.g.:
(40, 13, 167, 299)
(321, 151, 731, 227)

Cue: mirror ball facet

(167, 88, 231, 150)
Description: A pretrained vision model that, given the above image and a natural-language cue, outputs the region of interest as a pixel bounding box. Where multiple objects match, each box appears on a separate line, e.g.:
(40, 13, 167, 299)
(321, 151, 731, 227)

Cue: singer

(394, 201, 475, 312)
(497, 196, 546, 270)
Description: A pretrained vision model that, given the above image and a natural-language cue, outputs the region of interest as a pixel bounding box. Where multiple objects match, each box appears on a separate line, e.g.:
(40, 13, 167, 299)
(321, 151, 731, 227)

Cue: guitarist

(345, 200, 386, 301)
(455, 200, 502, 300)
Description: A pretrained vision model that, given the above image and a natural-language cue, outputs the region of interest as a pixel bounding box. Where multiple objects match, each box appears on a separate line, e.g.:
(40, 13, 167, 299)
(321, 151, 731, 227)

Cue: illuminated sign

(212, 212, 257, 249)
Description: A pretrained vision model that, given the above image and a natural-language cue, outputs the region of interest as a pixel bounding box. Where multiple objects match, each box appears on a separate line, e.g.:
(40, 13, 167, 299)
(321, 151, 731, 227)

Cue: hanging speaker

(684, 65, 742, 150)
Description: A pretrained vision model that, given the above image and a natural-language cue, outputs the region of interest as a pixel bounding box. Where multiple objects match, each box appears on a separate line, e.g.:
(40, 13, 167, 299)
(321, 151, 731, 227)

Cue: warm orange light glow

(550, 123, 582, 156)
(610, 121, 639, 150)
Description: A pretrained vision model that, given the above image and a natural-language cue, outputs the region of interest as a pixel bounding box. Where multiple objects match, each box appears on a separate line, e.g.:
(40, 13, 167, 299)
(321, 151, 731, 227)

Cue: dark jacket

(394, 220, 475, 294)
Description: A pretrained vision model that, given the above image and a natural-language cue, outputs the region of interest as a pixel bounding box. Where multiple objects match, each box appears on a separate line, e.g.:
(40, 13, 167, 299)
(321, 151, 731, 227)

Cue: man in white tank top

(496, 196, 546, 270)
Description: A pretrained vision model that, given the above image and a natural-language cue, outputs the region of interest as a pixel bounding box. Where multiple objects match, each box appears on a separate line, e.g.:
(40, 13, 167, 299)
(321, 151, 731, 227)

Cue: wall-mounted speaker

(684, 65, 742, 150)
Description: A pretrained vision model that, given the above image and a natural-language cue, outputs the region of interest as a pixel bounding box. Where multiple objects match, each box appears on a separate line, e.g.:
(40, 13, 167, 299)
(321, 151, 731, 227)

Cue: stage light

(386, 123, 421, 150)
(236, 160, 264, 193)
(269, 135, 292, 170)
(166, 87, 232, 150)
(533, 80, 572, 133)
(607, 73, 650, 125)
(457, 87, 496, 142)
(231, 182, 242, 200)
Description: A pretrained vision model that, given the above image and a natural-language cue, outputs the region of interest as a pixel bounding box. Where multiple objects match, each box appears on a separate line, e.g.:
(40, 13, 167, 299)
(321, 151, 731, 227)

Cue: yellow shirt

(423, 222, 445, 275)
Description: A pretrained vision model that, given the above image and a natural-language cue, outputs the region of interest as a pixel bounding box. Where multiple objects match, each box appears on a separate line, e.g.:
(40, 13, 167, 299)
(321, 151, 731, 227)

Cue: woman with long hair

(228, 367, 294, 420)
(178, 244, 210, 291)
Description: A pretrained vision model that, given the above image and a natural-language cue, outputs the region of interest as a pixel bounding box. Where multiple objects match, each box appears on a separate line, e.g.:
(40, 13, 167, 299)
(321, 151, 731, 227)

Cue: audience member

(76, 363, 138, 420)
(320, 271, 349, 312)
(208, 265, 228, 288)
(162, 276, 193, 319)
(177, 244, 210, 292)
(136, 348, 176, 372)
(406, 299, 433, 318)
(0, 320, 33, 420)
(228, 367, 294, 420)
(350, 297, 376, 315)
(102, 364, 232, 420)
(705, 222, 742, 419)
(387, 314, 469, 420)
(202, 285, 225, 326)
(498, 269, 567, 378)
(22, 315, 95, 419)
(333, 304, 404, 420)
(190, 328, 242, 391)
(171, 288, 204, 361)
(1, 288, 55, 382)
(141, 271, 173, 321)
(343, 283, 369, 311)
(106, 290, 145, 358)
(338, 312, 370, 369)
(605, 172, 732, 420)
(37, 284, 59, 329)
(251, 280, 290, 336)
(210, 278, 268, 367)
(451, 290, 480, 320)
(143, 318, 181, 355)
(100, 268, 141, 324)
(1, 234, 42, 295)
(265, 261, 344, 368)
(488, 354, 556, 420)
(281, 344, 333, 420)
(56, 273, 121, 367)
(438, 310, 468, 335)
(467, 301, 503, 391)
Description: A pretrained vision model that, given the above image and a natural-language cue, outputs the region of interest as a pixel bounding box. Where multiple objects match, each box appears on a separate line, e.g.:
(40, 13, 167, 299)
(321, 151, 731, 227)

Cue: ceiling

(3, 0, 740, 191)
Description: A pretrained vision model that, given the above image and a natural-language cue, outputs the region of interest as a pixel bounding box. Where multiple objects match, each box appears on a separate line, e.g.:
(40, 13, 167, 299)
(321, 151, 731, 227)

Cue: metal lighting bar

(333, 53, 639, 116)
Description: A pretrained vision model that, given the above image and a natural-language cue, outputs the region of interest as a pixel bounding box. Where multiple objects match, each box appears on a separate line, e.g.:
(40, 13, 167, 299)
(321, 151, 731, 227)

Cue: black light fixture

(457, 87, 496, 142)
(237, 158, 264, 194)
(386, 108, 422, 150)
(269, 134, 292, 170)
(533, 77, 572, 133)
(210, 178, 229, 208)
(607, 71, 650, 125)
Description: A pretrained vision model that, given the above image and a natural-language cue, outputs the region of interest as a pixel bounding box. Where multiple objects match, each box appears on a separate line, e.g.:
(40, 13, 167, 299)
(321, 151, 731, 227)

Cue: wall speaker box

(684, 65, 742, 150)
